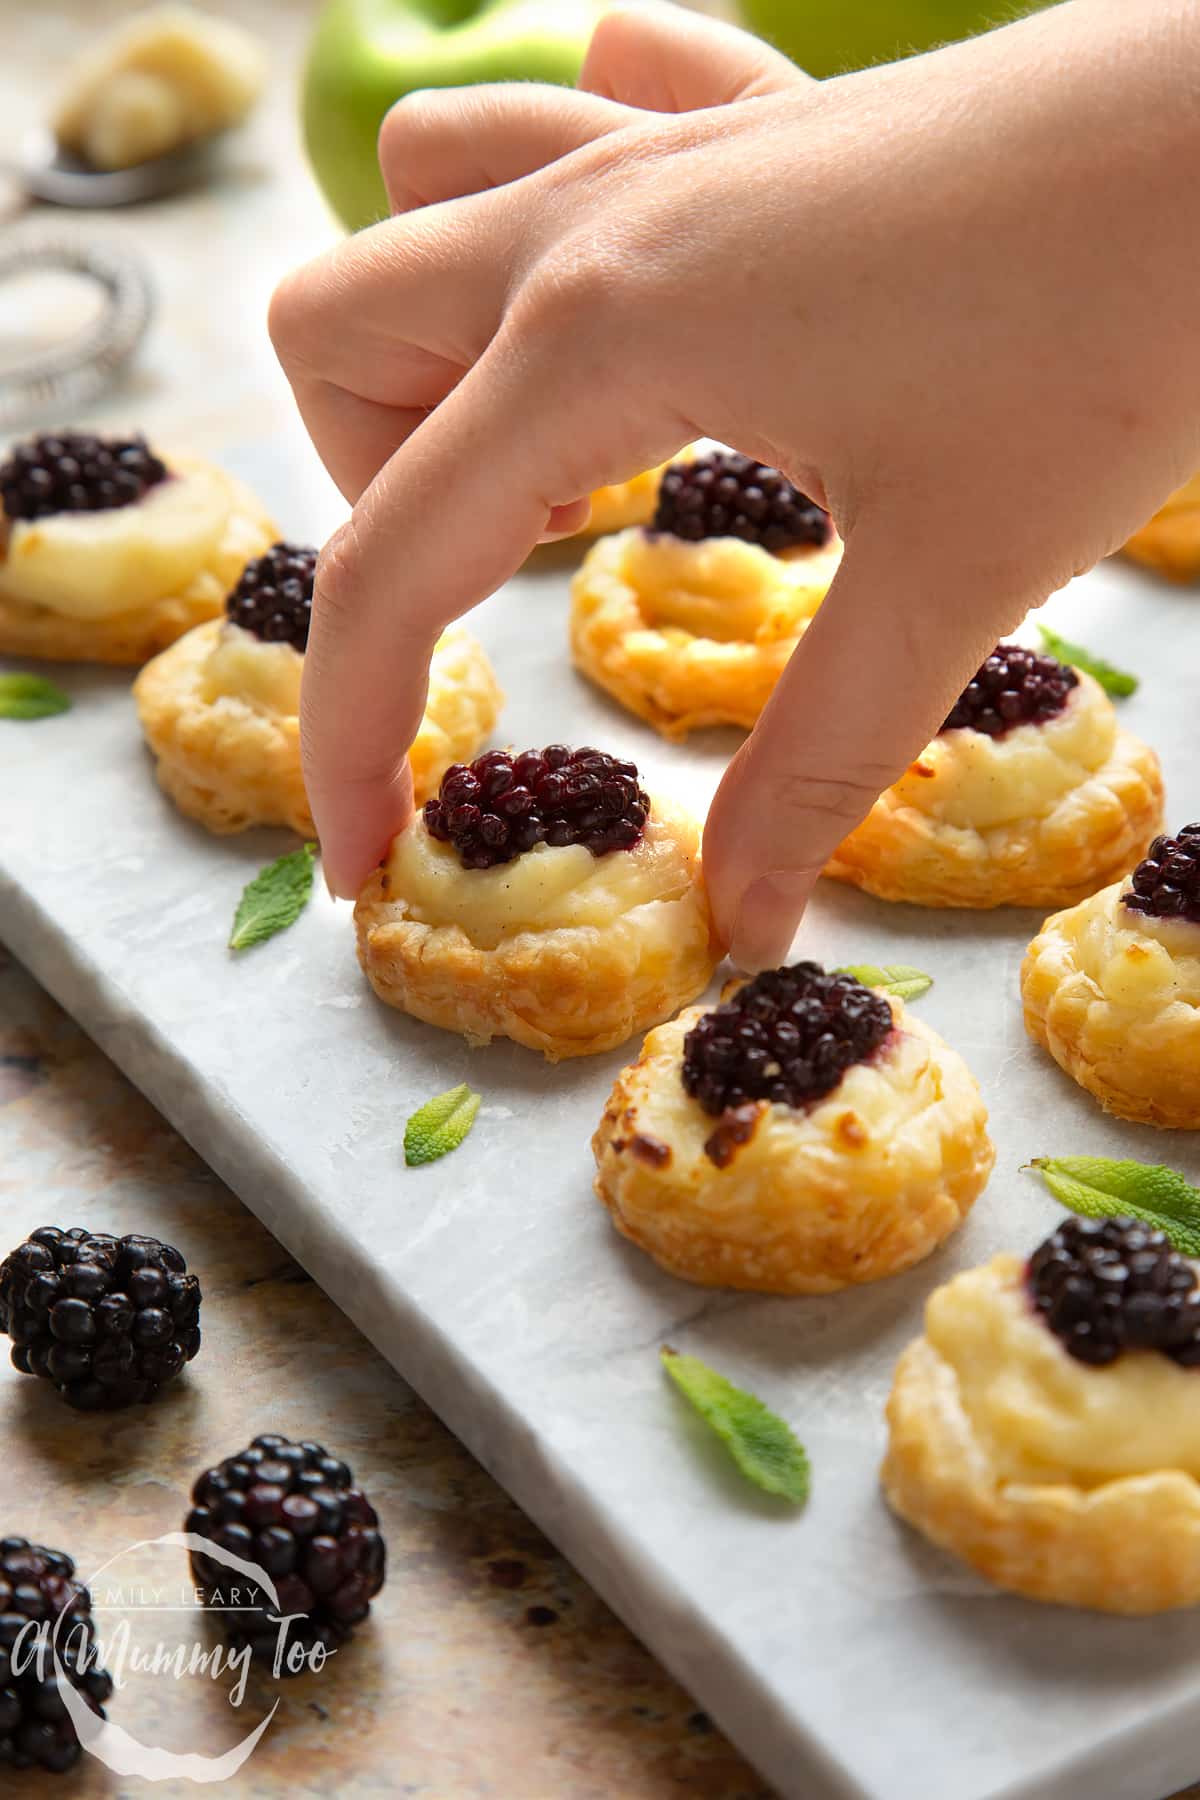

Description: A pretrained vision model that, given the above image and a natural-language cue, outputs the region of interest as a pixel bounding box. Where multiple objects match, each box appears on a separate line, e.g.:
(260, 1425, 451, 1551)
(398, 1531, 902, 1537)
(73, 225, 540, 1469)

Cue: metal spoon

(15, 125, 225, 209)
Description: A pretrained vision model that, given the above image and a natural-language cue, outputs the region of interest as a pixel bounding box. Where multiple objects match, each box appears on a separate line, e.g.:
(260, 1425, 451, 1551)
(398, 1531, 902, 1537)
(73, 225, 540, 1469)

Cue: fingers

(301, 328, 684, 898)
(580, 2, 807, 112)
(269, 198, 508, 504)
(379, 84, 632, 214)
(702, 517, 1033, 968)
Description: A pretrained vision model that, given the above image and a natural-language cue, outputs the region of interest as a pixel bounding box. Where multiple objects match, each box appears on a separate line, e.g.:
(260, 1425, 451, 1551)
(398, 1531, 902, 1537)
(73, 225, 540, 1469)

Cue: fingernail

(730, 872, 815, 972)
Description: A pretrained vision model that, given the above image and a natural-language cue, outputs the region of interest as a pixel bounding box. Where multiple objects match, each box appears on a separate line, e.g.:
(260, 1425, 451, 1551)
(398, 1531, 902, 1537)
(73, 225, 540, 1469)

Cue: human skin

(269, 0, 1200, 967)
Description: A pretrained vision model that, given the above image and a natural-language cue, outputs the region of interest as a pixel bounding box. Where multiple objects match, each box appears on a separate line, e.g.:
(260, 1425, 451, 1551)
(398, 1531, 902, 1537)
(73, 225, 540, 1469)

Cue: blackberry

(1123, 825, 1200, 926)
(0, 432, 166, 522)
(681, 962, 894, 1117)
(423, 745, 651, 870)
(0, 1538, 114, 1774)
(224, 542, 317, 654)
(652, 450, 831, 553)
(186, 1434, 386, 1669)
(942, 643, 1078, 737)
(1027, 1216, 1200, 1367)
(0, 1227, 202, 1411)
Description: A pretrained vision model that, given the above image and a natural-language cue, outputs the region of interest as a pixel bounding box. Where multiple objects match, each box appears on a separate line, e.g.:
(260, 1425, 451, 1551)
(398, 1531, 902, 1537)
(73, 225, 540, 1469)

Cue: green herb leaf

(661, 1348, 810, 1504)
(0, 672, 71, 720)
(404, 1082, 481, 1167)
(1028, 1156, 1200, 1257)
(229, 843, 316, 952)
(1036, 625, 1139, 698)
(838, 963, 932, 1002)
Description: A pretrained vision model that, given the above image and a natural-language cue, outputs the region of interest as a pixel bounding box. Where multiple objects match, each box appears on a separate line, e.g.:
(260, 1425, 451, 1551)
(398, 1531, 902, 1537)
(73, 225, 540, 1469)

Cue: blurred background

(0, 0, 1049, 452)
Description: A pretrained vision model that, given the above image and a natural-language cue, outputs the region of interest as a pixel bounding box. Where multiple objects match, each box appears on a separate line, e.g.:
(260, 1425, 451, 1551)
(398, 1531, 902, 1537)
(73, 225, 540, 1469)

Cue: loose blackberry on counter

(0, 1537, 114, 1773)
(0, 1227, 201, 1411)
(186, 1434, 386, 1667)
(593, 961, 993, 1294)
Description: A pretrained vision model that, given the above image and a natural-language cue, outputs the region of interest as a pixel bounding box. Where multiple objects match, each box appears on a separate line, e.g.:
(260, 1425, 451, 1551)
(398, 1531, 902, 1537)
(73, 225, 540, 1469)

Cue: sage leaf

(1036, 625, 1138, 698)
(1028, 1155, 1200, 1257)
(229, 843, 316, 952)
(404, 1082, 481, 1167)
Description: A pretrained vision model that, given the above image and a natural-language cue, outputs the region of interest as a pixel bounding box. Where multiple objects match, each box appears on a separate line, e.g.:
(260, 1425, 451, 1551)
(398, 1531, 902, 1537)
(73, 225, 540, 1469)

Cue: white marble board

(2, 435, 1200, 1800)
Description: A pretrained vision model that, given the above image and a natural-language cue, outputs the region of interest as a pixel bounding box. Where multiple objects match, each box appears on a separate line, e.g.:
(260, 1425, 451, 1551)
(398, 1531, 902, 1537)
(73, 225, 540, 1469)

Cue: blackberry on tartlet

(593, 962, 992, 1293)
(942, 643, 1078, 738)
(1023, 818, 1200, 1129)
(0, 1537, 114, 1773)
(186, 1434, 386, 1667)
(826, 643, 1162, 909)
(356, 750, 717, 1059)
(0, 1227, 201, 1411)
(885, 1229, 1200, 1613)
(681, 963, 894, 1117)
(224, 542, 316, 653)
(651, 450, 831, 554)
(423, 745, 651, 870)
(570, 447, 841, 739)
(0, 429, 277, 666)
(0, 431, 168, 523)
(1027, 1216, 1200, 1367)
(1123, 824, 1200, 926)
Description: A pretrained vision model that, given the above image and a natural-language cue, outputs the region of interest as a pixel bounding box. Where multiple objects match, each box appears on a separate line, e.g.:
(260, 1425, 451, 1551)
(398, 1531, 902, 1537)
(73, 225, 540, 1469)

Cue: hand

(270, 0, 1200, 964)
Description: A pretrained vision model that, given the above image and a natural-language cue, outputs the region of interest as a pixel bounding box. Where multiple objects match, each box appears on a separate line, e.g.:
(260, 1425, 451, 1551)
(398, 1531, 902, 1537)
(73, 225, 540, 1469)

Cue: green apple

(303, 0, 605, 232)
(738, 0, 1049, 78)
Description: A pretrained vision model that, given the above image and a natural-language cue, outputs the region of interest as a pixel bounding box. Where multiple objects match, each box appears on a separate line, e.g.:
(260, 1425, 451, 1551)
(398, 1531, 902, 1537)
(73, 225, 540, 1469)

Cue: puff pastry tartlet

(592, 963, 993, 1293)
(135, 542, 502, 837)
(583, 462, 673, 537)
(0, 430, 276, 664)
(826, 642, 1163, 909)
(571, 449, 841, 737)
(884, 1216, 1200, 1613)
(355, 745, 719, 1060)
(1021, 823, 1200, 1127)
(1123, 471, 1200, 582)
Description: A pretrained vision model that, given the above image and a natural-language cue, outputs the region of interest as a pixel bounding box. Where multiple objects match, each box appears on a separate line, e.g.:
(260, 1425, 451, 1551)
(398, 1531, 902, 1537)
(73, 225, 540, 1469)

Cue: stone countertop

(1, 4, 1198, 1797)
(0, 944, 770, 1798)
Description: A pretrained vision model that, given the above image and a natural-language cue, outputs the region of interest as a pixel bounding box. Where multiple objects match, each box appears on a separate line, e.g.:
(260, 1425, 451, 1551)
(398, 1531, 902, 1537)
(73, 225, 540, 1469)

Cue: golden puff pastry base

(135, 620, 503, 838)
(826, 677, 1163, 910)
(354, 797, 720, 1062)
(582, 465, 671, 537)
(0, 469, 276, 665)
(592, 996, 993, 1293)
(1021, 879, 1200, 1128)
(570, 526, 842, 739)
(883, 1259, 1200, 1613)
(1123, 472, 1200, 583)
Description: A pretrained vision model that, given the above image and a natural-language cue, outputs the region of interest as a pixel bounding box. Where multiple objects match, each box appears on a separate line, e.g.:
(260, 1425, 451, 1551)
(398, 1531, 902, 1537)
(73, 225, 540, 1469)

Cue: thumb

(581, 1, 808, 112)
(702, 518, 1032, 968)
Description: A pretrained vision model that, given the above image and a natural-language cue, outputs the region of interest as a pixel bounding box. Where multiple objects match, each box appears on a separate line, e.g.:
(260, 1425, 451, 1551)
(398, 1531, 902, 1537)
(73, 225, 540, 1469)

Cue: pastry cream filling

(1052, 883, 1200, 1010)
(0, 463, 232, 618)
(927, 1255, 1200, 1486)
(383, 805, 697, 952)
(888, 674, 1115, 831)
(200, 622, 302, 713)
(620, 531, 839, 643)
